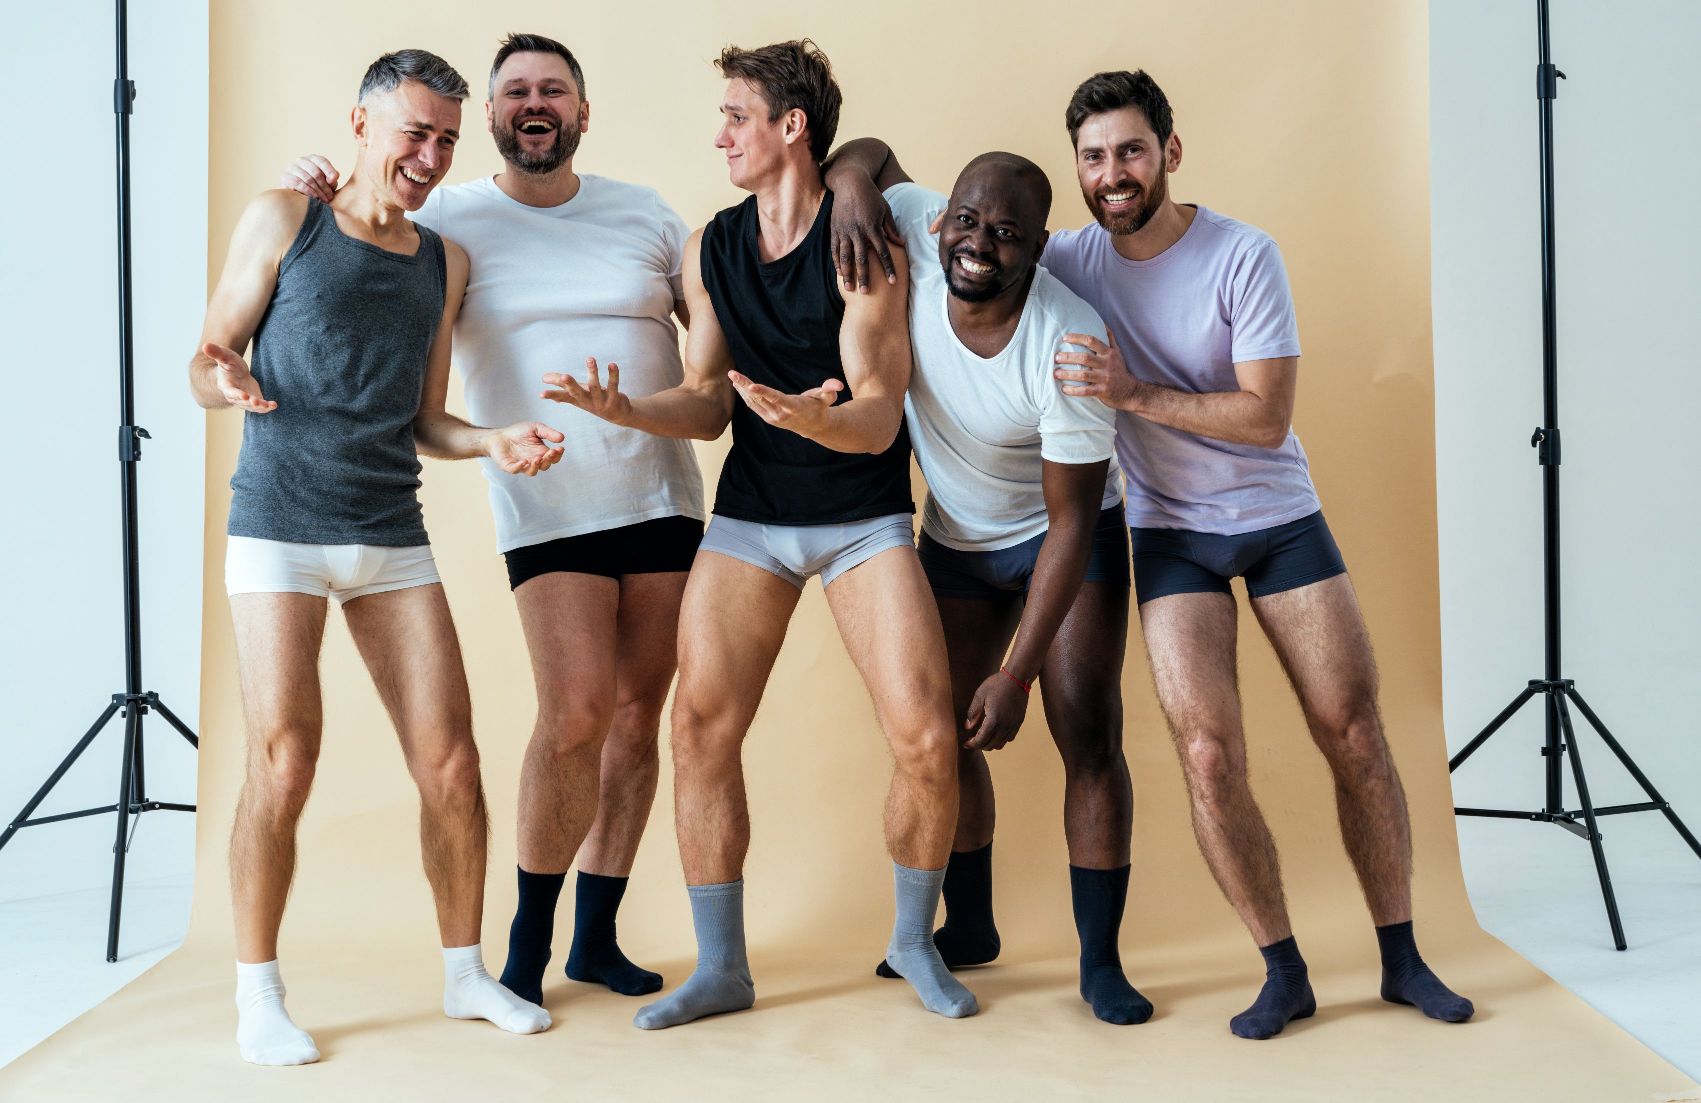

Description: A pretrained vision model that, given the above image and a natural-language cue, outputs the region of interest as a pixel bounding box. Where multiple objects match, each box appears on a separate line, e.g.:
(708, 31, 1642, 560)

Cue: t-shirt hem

(712, 502, 916, 527)
(496, 501, 708, 554)
(1122, 497, 1321, 537)
(226, 524, 430, 548)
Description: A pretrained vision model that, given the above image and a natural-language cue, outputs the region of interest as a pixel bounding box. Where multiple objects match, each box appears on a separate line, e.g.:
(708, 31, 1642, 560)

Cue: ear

(1166, 132, 1183, 173)
(1035, 228, 1050, 258)
(351, 104, 367, 144)
(782, 107, 808, 147)
(578, 98, 591, 135)
(484, 98, 495, 133)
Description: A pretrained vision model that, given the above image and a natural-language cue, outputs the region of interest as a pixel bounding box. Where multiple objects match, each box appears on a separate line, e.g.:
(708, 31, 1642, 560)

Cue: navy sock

(1230, 936, 1315, 1039)
(565, 872, 663, 996)
(1070, 865, 1153, 1025)
(1377, 920, 1474, 1022)
(498, 867, 564, 1006)
(876, 842, 1000, 978)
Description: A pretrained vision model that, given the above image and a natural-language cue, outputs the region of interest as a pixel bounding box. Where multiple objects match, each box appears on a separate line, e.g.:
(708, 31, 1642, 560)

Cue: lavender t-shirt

(1042, 207, 1319, 535)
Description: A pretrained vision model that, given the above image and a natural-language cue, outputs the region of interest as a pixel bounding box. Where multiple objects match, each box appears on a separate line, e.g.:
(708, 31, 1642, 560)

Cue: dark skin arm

(823, 137, 910, 290)
(964, 457, 1111, 751)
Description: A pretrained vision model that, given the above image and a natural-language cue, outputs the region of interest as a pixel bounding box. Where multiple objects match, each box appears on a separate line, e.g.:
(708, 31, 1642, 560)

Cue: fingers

(1053, 350, 1096, 368)
(834, 232, 854, 289)
(203, 342, 245, 371)
(533, 422, 566, 444)
(852, 235, 869, 291)
(306, 155, 339, 189)
(605, 362, 620, 394)
(540, 372, 591, 406)
(928, 212, 944, 236)
(1060, 332, 1108, 355)
(875, 218, 899, 284)
(1052, 367, 1096, 382)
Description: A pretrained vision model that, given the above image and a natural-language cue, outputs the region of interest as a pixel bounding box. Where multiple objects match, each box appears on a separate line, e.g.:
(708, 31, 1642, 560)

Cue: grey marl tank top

(228, 197, 446, 546)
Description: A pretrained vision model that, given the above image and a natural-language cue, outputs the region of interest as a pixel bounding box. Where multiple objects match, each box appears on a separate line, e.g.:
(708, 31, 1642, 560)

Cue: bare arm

(412, 241, 564, 475)
(823, 137, 911, 289)
(964, 458, 1110, 751)
(188, 189, 311, 411)
(542, 229, 733, 441)
(1054, 329, 1298, 449)
(726, 245, 913, 455)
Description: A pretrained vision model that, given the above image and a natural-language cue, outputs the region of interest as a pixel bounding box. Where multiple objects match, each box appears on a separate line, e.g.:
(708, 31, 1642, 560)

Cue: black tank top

(699, 191, 913, 525)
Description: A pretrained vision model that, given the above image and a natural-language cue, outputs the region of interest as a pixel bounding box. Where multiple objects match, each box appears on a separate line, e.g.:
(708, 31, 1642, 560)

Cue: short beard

(1088, 170, 1167, 236)
(493, 118, 580, 176)
(945, 275, 1004, 304)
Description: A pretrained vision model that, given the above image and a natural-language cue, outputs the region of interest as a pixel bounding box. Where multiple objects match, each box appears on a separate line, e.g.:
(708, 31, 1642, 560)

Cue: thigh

(341, 583, 473, 761)
(614, 570, 691, 709)
(1130, 526, 1232, 607)
(1249, 573, 1378, 731)
(1138, 590, 1243, 738)
(513, 571, 622, 715)
(229, 591, 329, 743)
(673, 550, 801, 732)
(1039, 578, 1130, 740)
(935, 593, 1024, 723)
(823, 546, 954, 734)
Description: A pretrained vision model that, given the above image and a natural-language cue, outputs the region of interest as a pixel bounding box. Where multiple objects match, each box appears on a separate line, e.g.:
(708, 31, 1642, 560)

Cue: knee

(534, 695, 615, 758)
(605, 698, 663, 774)
(412, 736, 484, 810)
(248, 731, 318, 814)
(1314, 705, 1393, 778)
(1175, 729, 1246, 804)
(1051, 694, 1126, 781)
(891, 722, 958, 790)
(668, 696, 742, 773)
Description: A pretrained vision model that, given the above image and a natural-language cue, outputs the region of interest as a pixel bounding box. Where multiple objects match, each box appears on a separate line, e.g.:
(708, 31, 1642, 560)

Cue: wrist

(999, 666, 1032, 695)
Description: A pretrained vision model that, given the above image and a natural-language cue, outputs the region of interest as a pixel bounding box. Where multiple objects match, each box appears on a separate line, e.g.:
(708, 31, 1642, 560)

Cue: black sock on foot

(1070, 864, 1153, 1025)
(1230, 936, 1315, 1039)
(565, 872, 663, 996)
(499, 867, 565, 1005)
(1376, 920, 1474, 1022)
(876, 842, 1000, 978)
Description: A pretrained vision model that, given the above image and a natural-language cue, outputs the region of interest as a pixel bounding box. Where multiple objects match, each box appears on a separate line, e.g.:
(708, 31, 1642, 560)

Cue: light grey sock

(884, 862, 979, 1018)
(633, 880, 755, 1030)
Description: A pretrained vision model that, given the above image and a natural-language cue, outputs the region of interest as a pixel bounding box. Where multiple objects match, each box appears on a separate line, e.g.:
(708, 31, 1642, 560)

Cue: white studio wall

(1431, 1, 1701, 872)
(0, 0, 207, 905)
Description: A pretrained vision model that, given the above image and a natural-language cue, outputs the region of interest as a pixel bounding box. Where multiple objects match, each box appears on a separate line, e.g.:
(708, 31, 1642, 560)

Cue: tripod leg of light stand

(0, 701, 122, 852)
(1449, 682, 1541, 772)
(106, 706, 142, 963)
(1565, 686, 1701, 861)
(147, 693, 199, 750)
(1554, 695, 1627, 950)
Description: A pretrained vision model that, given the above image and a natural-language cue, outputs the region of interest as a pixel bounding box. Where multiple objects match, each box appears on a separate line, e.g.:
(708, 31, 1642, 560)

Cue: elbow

(1254, 419, 1291, 449)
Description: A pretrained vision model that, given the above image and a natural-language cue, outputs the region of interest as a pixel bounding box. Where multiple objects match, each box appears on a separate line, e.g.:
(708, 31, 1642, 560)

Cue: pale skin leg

(1140, 590, 1293, 946)
(229, 592, 329, 964)
(1249, 574, 1412, 926)
(341, 583, 488, 946)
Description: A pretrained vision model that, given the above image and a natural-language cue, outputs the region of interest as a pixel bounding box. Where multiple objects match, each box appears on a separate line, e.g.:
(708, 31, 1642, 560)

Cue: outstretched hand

(279, 154, 339, 203)
(962, 670, 1031, 752)
(542, 358, 633, 426)
(1053, 329, 1143, 410)
(830, 174, 902, 292)
(203, 342, 276, 413)
(728, 372, 841, 439)
(486, 421, 565, 476)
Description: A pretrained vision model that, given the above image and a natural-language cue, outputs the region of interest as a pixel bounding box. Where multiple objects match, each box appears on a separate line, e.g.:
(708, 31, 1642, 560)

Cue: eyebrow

(501, 77, 569, 88)
(403, 119, 460, 139)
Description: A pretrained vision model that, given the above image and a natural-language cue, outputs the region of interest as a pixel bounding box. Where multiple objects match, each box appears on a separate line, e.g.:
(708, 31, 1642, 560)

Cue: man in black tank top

(188, 51, 566, 1065)
(550, 40, 977, 1026)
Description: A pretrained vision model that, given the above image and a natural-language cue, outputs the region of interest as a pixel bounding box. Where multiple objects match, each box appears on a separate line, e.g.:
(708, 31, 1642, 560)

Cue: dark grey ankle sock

(1230, 936, 1315, 1039)
(1376, 920, 1474, 1022)
(499, 867, 565, 1005)
(1070, 864, 1153, 1025)
(565, 872, 662, 996)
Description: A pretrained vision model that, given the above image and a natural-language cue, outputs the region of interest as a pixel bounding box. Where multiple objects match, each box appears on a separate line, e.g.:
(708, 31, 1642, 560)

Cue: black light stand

(0, 0, 198, 962)
(1447, 0, 1701, 950)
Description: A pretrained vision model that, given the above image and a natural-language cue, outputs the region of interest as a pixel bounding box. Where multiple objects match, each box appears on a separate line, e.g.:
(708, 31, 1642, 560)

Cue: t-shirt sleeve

(1037, 296, 1118, 466)
(1039, 229, 1082, 288)
(882, 182, 948, 263)
(409, 188, 444, 234)
(1228, 238, 1302, 362)
(653, 191, 691, 300)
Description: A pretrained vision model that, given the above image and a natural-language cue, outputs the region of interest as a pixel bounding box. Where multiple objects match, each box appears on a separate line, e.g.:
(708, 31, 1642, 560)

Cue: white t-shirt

(413, 174, 706, 553)
(885, 182, 1122, 552)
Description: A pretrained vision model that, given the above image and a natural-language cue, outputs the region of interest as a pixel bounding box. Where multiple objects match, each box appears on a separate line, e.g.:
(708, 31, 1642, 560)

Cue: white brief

(224, 536, 441, 603)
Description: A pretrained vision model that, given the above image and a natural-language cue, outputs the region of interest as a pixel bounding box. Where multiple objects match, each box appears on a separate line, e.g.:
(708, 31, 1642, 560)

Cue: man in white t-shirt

(822, 144, 1152, 1026)
(281, 33, 705, 1007)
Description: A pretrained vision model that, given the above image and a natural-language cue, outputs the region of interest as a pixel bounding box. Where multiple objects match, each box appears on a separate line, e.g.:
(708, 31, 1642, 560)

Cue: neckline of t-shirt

(477, 172, 599, 215)
(749, 189, 829, 271)
(317, 198, 425, 261)
(936, 268, 1036, 366)
(1103, 204, 1206, 269)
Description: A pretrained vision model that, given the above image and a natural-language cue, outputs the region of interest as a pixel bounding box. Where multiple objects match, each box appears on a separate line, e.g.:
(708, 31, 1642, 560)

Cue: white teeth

(518, 120, 554, 133)
(1102, 191, 1135, 203)
(400, 167, 430, 185)
(956, 256, 993, 275)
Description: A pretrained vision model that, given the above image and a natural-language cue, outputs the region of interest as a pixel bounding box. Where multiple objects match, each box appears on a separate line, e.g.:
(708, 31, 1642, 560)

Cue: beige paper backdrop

(5, 1, 1694, 1099)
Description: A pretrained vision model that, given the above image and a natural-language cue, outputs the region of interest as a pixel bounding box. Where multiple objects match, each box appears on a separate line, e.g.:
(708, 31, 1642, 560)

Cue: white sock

(443, 943, 552, 1034)
(234, 960, 320, 1066)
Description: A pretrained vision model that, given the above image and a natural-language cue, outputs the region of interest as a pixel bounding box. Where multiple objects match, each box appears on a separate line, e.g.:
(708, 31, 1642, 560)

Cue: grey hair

(357, 49, 470, 104)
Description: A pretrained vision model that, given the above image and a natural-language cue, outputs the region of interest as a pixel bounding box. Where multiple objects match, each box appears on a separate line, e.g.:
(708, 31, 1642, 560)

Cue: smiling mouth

(1099, 189, 1138, 207)
(399, 166, 431, 186)
(516, 117, 557, 136)
(954, 254, 996, 277)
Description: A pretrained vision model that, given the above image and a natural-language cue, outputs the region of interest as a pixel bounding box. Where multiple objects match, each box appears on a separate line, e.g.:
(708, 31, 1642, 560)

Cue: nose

(714, 123, 731, 149)
(415, 143, 441, 172)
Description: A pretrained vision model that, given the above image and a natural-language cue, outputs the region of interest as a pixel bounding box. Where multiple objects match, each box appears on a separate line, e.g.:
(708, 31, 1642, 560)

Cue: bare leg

(1252, 574, 1472, 1022)
(228, 592, 328, 1066)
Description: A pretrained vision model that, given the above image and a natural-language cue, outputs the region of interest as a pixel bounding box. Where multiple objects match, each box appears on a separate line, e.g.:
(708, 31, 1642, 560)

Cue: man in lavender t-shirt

(1044, 70, 1475, 1039)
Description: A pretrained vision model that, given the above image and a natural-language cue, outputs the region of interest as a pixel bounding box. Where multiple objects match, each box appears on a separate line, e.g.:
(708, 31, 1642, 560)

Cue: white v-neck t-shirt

(885, 182, 1122, 552)
(413, 174, 705, 553)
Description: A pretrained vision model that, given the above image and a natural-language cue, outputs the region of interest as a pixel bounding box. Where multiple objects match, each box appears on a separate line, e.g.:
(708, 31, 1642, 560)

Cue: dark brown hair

(1065, 70, 1174, 148)
(715, 39, 841, 163)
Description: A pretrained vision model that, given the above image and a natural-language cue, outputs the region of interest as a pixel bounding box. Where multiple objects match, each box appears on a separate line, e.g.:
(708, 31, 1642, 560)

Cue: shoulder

(1031, 268, 1107, 339)
(1041, 223, 1100, 269)
(242, 189, 310, 235)
(1192, 207, 1282, 258)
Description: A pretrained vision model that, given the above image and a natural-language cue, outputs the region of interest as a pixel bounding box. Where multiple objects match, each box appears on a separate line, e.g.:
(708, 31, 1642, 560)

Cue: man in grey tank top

(188, 50, 566, 1065)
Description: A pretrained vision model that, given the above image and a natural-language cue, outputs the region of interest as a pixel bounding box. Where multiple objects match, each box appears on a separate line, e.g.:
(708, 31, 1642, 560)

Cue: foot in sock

(565, 871, 663, 996)
(886, 863, 979, 1018)
(1071, 865, 1153, 1025)
(235, 960, 319, 1066)
(875, 843, 999, 978)
(634, 880, 755, 1030)
(1377, 920, 1474, 1022)
(444, 944, 552, 1034)
(1230, 936, 1315, 1040)
(499, 867, 565, 1006)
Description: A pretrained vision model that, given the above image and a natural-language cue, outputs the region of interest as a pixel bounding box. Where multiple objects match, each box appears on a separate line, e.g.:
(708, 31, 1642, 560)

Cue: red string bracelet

(1000, 666, 1031, 694)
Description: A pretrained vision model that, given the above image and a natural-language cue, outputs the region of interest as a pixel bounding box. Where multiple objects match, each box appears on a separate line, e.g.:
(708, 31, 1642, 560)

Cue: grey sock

(633, 880, 755, 1030)
(884, 862, 979, 1018)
